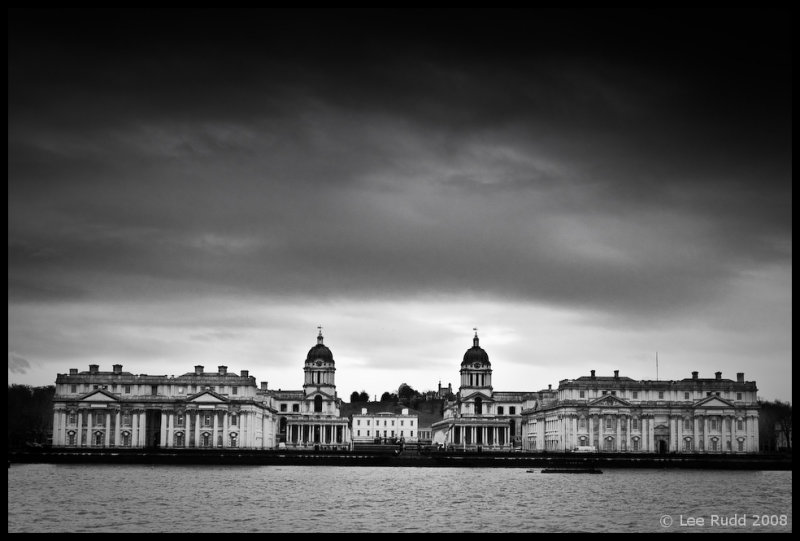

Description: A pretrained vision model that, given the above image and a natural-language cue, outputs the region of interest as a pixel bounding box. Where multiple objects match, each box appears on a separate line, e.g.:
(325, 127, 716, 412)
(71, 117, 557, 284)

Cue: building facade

(521, 370, 760, 453)
(51, 364, 276, 449)
(269, 329, 350, 449)
(431, 331, 556, 450)
(351, 408, 419, 443)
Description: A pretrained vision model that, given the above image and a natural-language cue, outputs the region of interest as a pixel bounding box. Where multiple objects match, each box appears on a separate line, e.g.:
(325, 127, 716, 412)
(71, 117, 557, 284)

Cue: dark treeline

(8, 384, 55, 449)
(758, 400, 792, 452)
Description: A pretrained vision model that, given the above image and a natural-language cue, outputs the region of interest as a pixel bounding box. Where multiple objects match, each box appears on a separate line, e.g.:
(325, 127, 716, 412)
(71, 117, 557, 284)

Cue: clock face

(315, 361, 322, 367)
(474, 363, 481, 369)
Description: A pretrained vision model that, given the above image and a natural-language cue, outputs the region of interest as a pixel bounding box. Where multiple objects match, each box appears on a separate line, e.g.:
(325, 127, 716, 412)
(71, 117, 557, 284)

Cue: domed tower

(303, 327, 338, 414)
(460, 329, 492, 392)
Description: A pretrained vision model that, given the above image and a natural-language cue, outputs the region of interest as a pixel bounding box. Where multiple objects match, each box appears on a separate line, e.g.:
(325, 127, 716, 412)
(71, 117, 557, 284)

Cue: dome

(306, 329, 334, 363)
(461, 333, 490, 367)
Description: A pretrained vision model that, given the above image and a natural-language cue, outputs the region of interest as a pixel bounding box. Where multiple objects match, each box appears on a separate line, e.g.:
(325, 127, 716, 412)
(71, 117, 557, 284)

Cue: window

(400, 420, 404, 426)
(684, 418, 691, 430)
(95, 412, 105, 426)
(231, 414, 238, 426)
(736, 393, 742, 400)
(410, 420, 413, 426)
(498, 406, 504, 414)
(68, 412, 77, 425)
(111, 384, 117, 392)
(509, 407, 516, 415)
(606, 417, 612, 429)
(400, 431, 404, 437)
(579, 391, 585, 398)
(658, 391, 664, 399)
(631, 418, 638, 430)
(632, 391, 638, 399)
(391, 420, 395, 426)
(602, 391, 608, 396)
(177, 415, 184, 427)
(384, 420, 387, 427)
(715, 392, 720, 396)
(357, 430, 360, 436)
(151, 385, 158, 396)
(684, 439, 692, 452)
(178, 387, 184, 394)
(684, 392, 690, 399)
(232, 386, 238, 395)
(280, 404, 287, 412)
(611, 391, 616, 396)
(366, 420, 370, 426)
(175, 432, 184, 447)
(632, 439, 640, 451)
(85, 384, 90, 391)
(726, 441, 731, 451)
(711, 439, 718, 451)
(68, 432, 76, 446)
(737, 419, 743, 431)
(292, 404, 299, 413)
(710, 418, 717, 430)
(122, 413, 131, 426)
(94, 385, 99, 390)
(314, 396, 323, 413)
(70, 384, 77, 393)
(410, 431, 414, 438)
(738, 440, 744, 452)
(204, 413, 212, 427)
(579, 417, 586, 429)
(357, 420, 361, 426)
(367, 430, 370, 436)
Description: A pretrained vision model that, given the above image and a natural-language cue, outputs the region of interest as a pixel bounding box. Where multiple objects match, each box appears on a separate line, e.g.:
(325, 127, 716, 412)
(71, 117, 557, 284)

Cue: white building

(351, 408, 419, 443)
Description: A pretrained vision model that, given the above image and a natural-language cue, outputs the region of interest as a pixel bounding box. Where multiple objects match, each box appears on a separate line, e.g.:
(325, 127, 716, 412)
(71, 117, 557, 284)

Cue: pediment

(460, 391, 494, 402)
(588, 395, 631, 407)
(694, 396, 735, 409)
(305, 390, 336, 400)
(79, 389, 119, 402)
(186, 390, 228, 403)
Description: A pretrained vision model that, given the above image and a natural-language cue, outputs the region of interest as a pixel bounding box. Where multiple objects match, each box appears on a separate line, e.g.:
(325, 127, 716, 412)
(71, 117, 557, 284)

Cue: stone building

(51, 364, 276, 449)
(431, 331, 556, 450)
(269, 329, 350, 449)
(521, 369, 760, 453)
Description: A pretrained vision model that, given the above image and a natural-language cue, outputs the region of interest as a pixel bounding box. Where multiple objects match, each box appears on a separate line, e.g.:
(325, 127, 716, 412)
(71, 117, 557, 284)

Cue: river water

(7, 464, 792, 532)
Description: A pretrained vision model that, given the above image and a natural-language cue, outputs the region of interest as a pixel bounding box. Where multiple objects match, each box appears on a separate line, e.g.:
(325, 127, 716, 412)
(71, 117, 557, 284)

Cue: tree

(380, 392, 398, 402)
(7, 384, 55, 450)
(358, 391, 369, 402)
(350, 391, 360, 403)
(758, 399, 792, 452)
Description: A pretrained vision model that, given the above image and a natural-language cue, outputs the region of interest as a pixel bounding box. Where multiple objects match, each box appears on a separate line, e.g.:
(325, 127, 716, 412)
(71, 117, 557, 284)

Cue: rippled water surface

(8, 465, 792, 532)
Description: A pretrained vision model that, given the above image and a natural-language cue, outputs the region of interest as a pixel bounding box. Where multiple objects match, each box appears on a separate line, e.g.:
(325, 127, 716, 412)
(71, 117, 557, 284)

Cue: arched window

(475, 397, 483, 415)
(67, 432, 76, 446)
(202, 433, 211, 448)
(121, 431, 131, 447)
(94, 432, 103, 446)
(314, 395, 323, 413)
(230, 433, 238, 448)
(175, 432, 184, 447)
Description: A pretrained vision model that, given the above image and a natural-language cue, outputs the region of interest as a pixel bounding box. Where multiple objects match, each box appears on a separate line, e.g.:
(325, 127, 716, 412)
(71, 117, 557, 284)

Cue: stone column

(222, 411, 229, 448)
(616, 416, 622, 452)
(212, 410, 219, 448)
(132, 412, 138, 448)
(160, 411, 168, 448)
(166, 412, 173, 448)
(115, 410, 121, 448)
(194, 411, 201, 448)
(87, 410, 94, 447)
(140, 412, 147, 448)
(104, 412, 111, 447)
(703, 416, 709, 452)
(588, 414, 594, 448)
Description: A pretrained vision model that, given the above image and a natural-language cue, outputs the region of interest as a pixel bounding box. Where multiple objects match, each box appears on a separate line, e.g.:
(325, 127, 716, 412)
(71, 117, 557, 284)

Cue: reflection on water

(8, 465, 792, 532)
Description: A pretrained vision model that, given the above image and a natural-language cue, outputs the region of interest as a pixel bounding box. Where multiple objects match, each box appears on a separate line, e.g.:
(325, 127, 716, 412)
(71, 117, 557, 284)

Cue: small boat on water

(540, 467, 602, 474)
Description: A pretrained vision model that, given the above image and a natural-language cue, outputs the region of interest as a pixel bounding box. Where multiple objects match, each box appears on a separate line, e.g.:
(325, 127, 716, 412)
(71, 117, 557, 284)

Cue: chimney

(113, 364, 122, 374)
(218, 365, 227, 375)
(260, 381, 268, 391)
(195, 365, 204, 376)
(715, 371, 722, 380)
(361, 408, 368, 415)
(692, 371, 698, 380)
(548, 384, 552, 390)
(590, 370, 596, 379)
(614, 370, 619, 379)
(737, 372, 744, 383)
(89, 364, 99, 374)
(69, 368, 78, 375)
(402, 408, 409, 415)
(240, 370, 249, 378)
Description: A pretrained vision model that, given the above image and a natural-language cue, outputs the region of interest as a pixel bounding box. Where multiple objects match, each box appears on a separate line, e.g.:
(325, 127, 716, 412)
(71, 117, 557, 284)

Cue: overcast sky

(8, 9, 792, 402)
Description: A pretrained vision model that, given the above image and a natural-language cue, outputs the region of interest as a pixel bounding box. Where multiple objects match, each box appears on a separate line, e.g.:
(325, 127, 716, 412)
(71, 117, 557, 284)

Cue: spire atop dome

(473, 327, 479, 347)
(317, 326, 324, 345)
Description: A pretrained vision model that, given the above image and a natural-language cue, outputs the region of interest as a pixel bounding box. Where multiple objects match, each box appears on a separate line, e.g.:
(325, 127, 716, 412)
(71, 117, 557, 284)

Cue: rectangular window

(736, 393, 742, 400)
(707, 392, 712, 396)
(579, 391, 585, 398)
(715, 392, 720, 396)
(684, 439, 692, 452)
(71, 384, 77, 393)
(632, 418, 638, 429)
(410, 420, 413, 426)
(357, 420, 361, 426)
(292, 404, 299, 412)
(231, 415, 238, 426)
(111, 384, 117, 392)
(737, 419, 743, 430)
(357, 430, 360, 436)
(632, 391, 638, 399)
(606, 417, 612, 429)
(684, 418, 691, 430)
(633, 439, 640, 451)
(204, 414, 212, 426)
(84, 384, 90, 391)
(509, 407, 516, 415)
(498, 406, 504, 414)
(400, 431, 404, 437)
(68, 412, 77, 425)
(611, 391, 616, 396)
(178, 387, 184, 394)
(93, 385, 99, 390)
(151, 385, 158, 396)
(400, 420, 404, 426)
(232, 387, 238, 395)
(367, 430, 370, 436)
(177, 416, 184, 427)
(280, 404, 287, 412)
(366, 420, 370, 426)
(411, 431, 414, 437)
(684, 392, 690, 399)
(602, 390, 607, 395)
(738, 440, 744, 452)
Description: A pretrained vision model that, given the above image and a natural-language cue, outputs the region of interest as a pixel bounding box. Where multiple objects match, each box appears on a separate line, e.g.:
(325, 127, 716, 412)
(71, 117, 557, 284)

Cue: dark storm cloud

(8, 352, 31, 375)
(8, 9, 792, 321)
